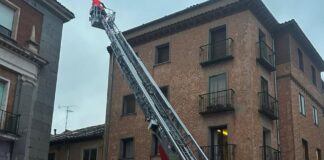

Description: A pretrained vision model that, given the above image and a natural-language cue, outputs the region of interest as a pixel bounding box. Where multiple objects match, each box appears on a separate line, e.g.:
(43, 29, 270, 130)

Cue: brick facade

(104, 0, 324, 160)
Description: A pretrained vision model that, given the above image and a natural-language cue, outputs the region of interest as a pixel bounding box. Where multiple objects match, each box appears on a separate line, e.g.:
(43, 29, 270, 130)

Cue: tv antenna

(59, 105, 75, 131)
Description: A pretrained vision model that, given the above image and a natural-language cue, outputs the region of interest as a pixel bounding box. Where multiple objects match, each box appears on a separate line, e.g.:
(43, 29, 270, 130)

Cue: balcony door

(209, 26, 226, 60)
(210, 127, 228, 160)
(259, 30, 270, 63)
(261, 77, 269, 109)
(209, 74, 227, 107)
(263, 128, 273, 160)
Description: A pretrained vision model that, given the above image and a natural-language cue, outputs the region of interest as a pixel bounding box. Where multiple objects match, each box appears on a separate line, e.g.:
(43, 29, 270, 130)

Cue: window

(299, 94, 306, 116)
(83, 148, 97, 160)
(151, 134, 159, 156)
(122, 94, 136, 115)
(313, 106, 319, 126)
(209, 74, 227, 105)
(120, 138, 134, 159)
(209, 26, 227, 60)
(302, 139, 309, 160)
(0, 80, 8, 111)
(0, 2, 15, 37)
(48, 153, 55, 160)
(155, 43, 170, 64)
(316, 149, 322, 160)
(298, 49, 304, 71)
(160, 86, 168, 99)
(311, 66, 317, 86)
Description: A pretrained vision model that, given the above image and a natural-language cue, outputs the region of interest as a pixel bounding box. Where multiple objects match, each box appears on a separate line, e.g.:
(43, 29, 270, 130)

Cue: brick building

(49, 124, 105, 160)
(104, 0, 324, 160)
(0, 0, 73, 159)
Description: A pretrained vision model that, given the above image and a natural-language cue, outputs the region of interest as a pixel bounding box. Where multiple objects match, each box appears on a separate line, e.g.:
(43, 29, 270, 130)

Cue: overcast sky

(52, 0, 324, 134)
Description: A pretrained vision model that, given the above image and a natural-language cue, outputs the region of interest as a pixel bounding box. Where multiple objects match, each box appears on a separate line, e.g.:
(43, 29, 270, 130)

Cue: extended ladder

(90, 7, 208, 160)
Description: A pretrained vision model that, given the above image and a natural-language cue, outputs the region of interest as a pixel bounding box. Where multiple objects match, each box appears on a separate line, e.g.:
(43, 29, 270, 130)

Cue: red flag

(159, 145, 169, 160)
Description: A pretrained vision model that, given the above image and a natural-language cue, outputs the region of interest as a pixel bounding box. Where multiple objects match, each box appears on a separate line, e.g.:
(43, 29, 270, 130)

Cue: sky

(52, 0, 324, 134)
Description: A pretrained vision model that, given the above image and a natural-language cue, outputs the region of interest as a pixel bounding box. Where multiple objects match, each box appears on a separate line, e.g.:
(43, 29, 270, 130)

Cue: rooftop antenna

(59, 105, 75, 131)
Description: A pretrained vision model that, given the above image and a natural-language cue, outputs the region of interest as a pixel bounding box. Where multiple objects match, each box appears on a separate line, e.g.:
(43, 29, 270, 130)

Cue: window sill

(121, 113, 137, 117)
(153, 61, 171, 67)
(299, 113, 306, 117)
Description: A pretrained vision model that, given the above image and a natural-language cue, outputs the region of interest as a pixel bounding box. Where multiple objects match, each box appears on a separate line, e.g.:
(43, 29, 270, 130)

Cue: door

(210, 27, 226, 60)
(211, 127, 228, 160)
(209, 74, 227, 107)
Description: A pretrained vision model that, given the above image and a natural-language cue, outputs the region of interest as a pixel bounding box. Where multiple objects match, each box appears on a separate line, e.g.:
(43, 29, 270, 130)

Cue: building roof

(123, 0, 278, 46)
(274, 20, 324, 71)
(36, 0, 75, 22)
(50, 124, 105, 144)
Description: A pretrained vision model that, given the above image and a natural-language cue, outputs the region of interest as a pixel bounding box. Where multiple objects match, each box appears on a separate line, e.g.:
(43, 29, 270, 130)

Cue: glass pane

(83, 150, 90, 160)
(125, 139, 133, 158)
(0, 81, 5, 109)
(90, 149, 97, 160)
(0, 3, 15, 30)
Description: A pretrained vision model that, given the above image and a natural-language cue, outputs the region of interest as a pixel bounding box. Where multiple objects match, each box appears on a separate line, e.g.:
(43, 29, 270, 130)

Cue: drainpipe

(272, 39, 280, 152)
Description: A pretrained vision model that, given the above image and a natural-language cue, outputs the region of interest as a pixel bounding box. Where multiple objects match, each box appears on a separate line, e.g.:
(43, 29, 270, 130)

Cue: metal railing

(0, 109, 20, 135)
(261, 146, 280, 160)
(257, 41, 275, 71)
(199, 89, 235, 114)
(258, 92, 278, 120)
(200, 38, 234, 65)
(201, 144, 235, 160)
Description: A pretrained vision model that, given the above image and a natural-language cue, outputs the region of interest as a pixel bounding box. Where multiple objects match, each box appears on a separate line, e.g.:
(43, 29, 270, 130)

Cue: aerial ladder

(89, 5, 208, 160)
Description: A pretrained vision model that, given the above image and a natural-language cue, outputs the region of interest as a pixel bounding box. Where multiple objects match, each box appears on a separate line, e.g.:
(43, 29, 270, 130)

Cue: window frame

(0, 77, 10, 111)
(0, 1, 20, 40)
(120, 137, 134, 160)
(313, 106, 319, 126)
(302, 139, 309, 160)
(299, 93, 306, 116)
(155, 43, 170, 65)
(82, 148, 97, 160)
(122, 94, 136, 116)
(316, 148, 322, 160)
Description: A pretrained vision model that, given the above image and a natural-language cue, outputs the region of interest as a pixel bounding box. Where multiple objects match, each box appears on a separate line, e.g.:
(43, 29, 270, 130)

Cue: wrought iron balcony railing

(257, 41, 275, 72)
(199, 89, 235, 114)
(0, 109, 20, 135)
(199, 38, 234, 66)
(261, 146, 280, 160)
(201, 144, 235, 160)
(258, 92, 278, 120)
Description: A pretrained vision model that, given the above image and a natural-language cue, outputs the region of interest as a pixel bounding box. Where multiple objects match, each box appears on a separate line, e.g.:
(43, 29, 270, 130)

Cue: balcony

(199, 89, 235, 115)
(257, 41, 275, 72)
(201, 144, 235, 160)
(261, 146, 280, 160)
(199, 38, 234, 67)
(258, 92, 278, 120)
(0, 109, 20, 135)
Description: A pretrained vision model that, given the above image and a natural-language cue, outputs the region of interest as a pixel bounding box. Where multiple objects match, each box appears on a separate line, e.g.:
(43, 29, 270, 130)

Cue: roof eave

(36, 0, 75, 23)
